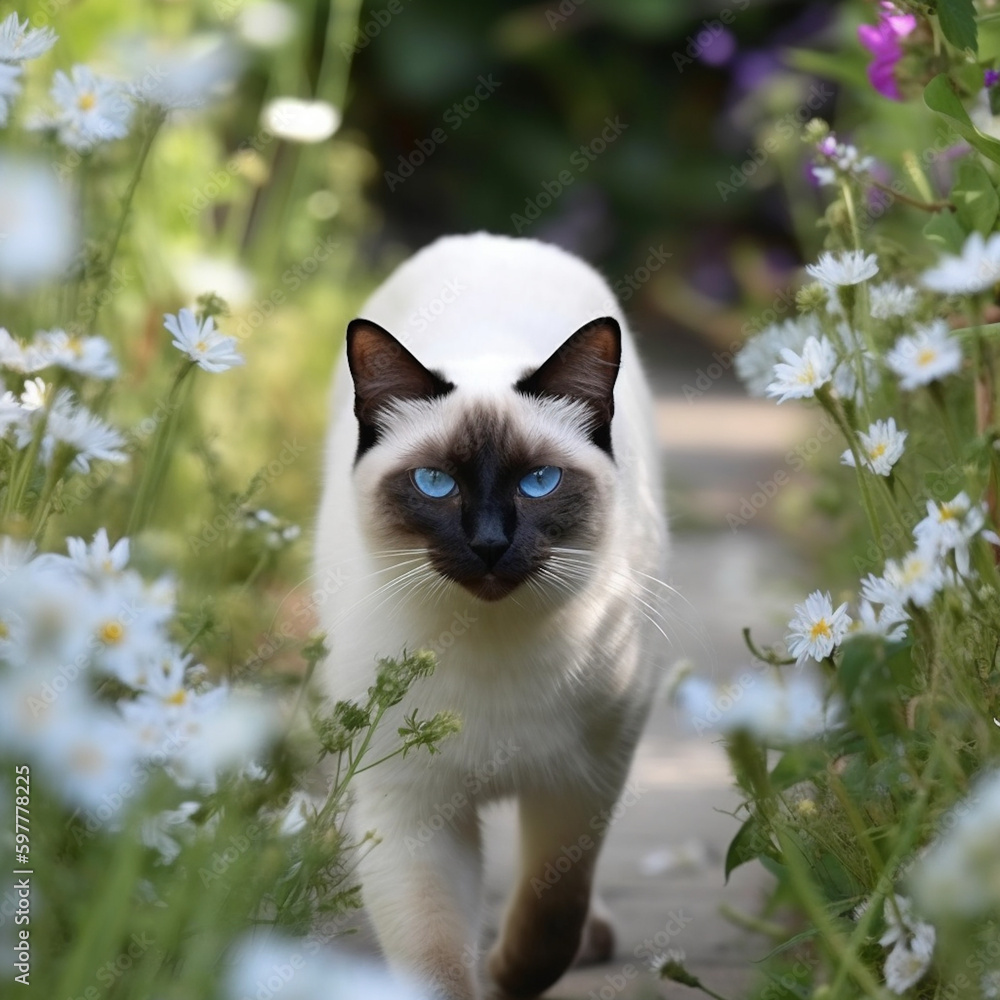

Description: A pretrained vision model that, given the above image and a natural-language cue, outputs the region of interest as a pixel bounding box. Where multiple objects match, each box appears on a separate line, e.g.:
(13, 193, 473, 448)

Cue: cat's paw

(573, 907, 616, 966)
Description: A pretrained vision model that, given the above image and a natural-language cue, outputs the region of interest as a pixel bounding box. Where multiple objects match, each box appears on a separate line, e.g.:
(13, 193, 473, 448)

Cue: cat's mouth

(459, 573, 524, 602)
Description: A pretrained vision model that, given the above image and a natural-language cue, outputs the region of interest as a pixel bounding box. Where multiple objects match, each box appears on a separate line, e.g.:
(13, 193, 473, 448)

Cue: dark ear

(346, 319, 454, 458)
(514, 317, 621, 455)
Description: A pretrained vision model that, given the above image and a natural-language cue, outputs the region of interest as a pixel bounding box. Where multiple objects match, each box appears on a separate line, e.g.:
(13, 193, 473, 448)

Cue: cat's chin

(457, 574, 525, 602)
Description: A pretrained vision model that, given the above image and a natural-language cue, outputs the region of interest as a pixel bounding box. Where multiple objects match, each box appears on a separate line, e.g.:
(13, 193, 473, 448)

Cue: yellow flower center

(938, 505, 957, 522)
(916, 347, 937, 367)
(99, 620, 125, 644)
(868, 442, 887, 460)
(0, 621, 8, 639)
(795, 363, 817, 385)
(165, 689, 187, 707)
(70, 744, 105, 774)
(68, 336, 83, 357)
(809, 618, 832, 641)
(195, 340, 207, 353)
(77, 92, 97, 112)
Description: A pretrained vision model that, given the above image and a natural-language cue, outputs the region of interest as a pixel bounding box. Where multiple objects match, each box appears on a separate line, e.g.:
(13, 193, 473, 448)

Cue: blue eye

(412, 467, 457, 498)
(519, 466, 562, 498)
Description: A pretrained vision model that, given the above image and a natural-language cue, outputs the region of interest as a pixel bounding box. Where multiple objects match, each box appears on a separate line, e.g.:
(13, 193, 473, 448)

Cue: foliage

(666, 3, 1000, 997)
(0, 3, 457, 997)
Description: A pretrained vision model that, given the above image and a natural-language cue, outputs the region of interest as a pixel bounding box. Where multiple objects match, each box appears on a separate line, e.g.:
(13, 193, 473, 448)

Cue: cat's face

(346, 318, 620, 602)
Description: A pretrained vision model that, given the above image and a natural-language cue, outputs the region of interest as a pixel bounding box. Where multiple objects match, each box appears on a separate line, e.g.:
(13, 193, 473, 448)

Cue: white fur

(314, 233, 668, 999)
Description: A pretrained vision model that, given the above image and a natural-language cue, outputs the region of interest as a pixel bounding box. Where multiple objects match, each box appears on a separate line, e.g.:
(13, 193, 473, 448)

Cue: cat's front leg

(354, 790, 483, 1000)
(487, 790, 616, 998)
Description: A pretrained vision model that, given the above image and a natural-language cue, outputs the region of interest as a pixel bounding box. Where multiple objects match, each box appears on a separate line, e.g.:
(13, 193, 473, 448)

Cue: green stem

(819, 390, 884, 559)
(127, 361, 196, 535)
(85, 110, 165, 333)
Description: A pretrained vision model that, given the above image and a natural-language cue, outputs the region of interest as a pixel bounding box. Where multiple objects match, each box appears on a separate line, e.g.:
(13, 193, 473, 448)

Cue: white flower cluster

(781, 490, 996, 670)
(738, 246, 968, 408)
(0, 328, 127, 472)
(811, 134, 875, 187)
(0, 530, 276, 828)
(4, 8, 238, 153)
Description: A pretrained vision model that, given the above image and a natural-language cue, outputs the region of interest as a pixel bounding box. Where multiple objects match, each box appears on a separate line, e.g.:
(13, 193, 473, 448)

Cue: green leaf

(769, 745, 828, 791)
(923, 205, 968, 253)
(935, 0, 979, 53)
(924, 74, 1000, 166)
(724, 814, 777, 882)
(953, 159, 1000, 234)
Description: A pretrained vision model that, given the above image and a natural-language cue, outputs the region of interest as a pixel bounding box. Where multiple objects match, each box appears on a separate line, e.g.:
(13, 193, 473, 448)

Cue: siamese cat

(315, 233, 668, 999)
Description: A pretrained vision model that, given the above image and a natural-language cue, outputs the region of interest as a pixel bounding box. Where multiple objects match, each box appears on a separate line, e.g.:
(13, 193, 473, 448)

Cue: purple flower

(985, 69, 1000, 89)
(858, 2, 917, 101)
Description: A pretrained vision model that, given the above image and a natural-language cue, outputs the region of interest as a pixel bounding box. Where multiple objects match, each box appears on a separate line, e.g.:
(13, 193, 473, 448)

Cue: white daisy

(855, 598, 908, 641)
(32, 329, 118, 379)
(35, 708, 141, 812)
(226, 934, 431, 1000)
(869, 281, 918, 320)
(0, 62, 21, 125)
(885, 320, 962, 390)
(0, 328, 28, 370)
(884, 927, 935, 994)
(806, 250, 879, 287)
(0, 13, 57, 63)
(882, 548, 946, 608)
(129, 34, 238, 111)
(0, 386, 22, 434)
(765, 335, 837, 403)
(43, 65, 133, 152)
(0, 156, 77, 289)
(840, 418, 907, 477)
(735, 314, 821, 397)
(718, 674, 840, 743)
(18, 375, 49, 411)
(913, 769, 1000, 917)
(141, 801, 201, 864)
(238, 2, 298, 49)
(786, 590, 852, 665)
(921, 231, 1000, 295)
(65, 527, 130, 581)
(913, 491, 989, 577)
(164, 308, 244, 373)
(43, 390, 127, 472)
(262, 97, 341, 143)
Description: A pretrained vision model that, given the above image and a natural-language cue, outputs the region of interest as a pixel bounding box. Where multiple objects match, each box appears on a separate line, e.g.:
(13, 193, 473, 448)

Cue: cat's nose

(470, 531, 510, 570)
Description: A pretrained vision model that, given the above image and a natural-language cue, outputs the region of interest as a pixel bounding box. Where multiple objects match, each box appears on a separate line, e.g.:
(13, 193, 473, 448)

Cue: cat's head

(345, 318, 621, 602)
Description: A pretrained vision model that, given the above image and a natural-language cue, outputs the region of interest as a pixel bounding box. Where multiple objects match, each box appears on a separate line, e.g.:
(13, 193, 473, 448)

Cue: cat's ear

(346, 319, 454, 454)
(515, 317, 621, 453)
